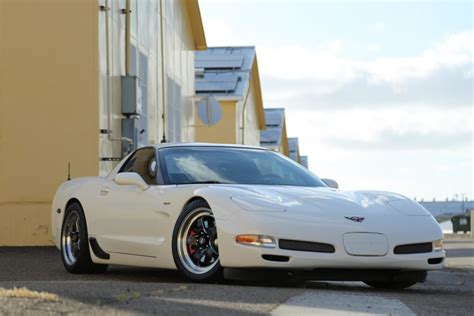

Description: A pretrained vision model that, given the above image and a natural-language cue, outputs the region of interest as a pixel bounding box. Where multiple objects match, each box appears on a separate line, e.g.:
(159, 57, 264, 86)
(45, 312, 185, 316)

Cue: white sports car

(51, 143, 445, 288)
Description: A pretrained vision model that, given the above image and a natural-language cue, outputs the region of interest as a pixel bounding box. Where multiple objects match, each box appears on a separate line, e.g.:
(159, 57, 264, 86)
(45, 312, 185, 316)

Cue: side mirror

(322, 178, 339, 189)
(114, 172, 149, 191)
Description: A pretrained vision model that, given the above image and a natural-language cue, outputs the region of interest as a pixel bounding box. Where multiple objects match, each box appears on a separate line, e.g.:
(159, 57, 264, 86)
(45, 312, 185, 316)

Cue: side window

(119, 148, 157, 185)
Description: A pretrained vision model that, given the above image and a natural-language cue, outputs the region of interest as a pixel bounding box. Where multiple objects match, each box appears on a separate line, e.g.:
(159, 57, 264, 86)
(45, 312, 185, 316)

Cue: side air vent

(394, 242, 432, 254)
(279, 239, 335, 253)
(89, 237, 110, 260)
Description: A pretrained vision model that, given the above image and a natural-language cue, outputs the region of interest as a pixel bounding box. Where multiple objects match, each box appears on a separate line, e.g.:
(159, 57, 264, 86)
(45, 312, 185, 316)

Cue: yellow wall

(0, 0, 99, 245)
(281, 119, 289, 157)
(195, 101, 237, 144)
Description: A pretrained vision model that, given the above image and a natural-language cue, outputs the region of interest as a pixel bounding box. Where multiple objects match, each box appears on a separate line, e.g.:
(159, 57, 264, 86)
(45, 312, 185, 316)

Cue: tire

(172, 199, 222, 282)
(363, 280, 418, 289)
(60, 202, 108, 274)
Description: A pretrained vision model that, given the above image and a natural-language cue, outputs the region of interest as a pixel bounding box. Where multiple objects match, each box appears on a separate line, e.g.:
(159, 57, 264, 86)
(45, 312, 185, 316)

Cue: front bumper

(216, 209, 445, 271)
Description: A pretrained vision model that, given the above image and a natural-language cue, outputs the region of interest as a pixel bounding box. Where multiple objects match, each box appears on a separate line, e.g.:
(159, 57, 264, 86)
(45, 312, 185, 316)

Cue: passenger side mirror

(322, 178, 339, 189)
(114, 172, 149, 191)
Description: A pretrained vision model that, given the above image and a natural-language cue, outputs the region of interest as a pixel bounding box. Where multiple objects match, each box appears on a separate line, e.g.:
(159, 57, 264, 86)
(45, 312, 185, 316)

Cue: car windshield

(159, 146, 327, 187)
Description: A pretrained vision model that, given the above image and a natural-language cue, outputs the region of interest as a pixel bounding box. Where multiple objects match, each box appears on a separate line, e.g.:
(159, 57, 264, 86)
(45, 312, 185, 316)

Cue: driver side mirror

(114, 172, 149, 191)
(322, 178, 339, 189)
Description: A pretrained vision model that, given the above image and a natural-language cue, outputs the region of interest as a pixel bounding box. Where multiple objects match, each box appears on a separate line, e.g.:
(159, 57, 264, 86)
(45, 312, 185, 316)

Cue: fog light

(236, 235, 276, 248)
(434, 239, 443, 251)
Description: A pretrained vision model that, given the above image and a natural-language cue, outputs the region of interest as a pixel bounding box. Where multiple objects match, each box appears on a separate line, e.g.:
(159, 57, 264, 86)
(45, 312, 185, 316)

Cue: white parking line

(272, 291, 415, 316)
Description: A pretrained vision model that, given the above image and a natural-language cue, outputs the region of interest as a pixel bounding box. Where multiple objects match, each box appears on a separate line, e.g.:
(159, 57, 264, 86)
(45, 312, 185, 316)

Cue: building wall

(0, 0, 203, 245)
(99, 0, 198, 175)
(195, 101, 237, 144)
(281, 120, 289, 156)
(0, 0, 100, 245)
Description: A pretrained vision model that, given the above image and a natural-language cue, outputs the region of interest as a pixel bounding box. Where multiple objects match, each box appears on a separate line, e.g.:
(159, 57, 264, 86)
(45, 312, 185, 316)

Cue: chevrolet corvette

(51, 143, 445, 288)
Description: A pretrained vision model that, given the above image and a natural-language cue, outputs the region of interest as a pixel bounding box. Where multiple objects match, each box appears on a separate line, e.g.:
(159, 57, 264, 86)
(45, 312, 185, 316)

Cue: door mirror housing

(114, 172, 149, 191)
(322, 178, 339, 189)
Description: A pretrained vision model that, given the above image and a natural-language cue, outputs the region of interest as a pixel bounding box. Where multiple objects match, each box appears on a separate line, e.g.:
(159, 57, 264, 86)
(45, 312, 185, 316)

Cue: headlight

(434, 239, 443, 251)
(231, 196, 286, 212)
(236, 234, 276, 248)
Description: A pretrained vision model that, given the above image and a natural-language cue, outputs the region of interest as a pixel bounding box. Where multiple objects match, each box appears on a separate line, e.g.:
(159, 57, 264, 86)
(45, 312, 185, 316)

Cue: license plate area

(343, 233, 388, 256)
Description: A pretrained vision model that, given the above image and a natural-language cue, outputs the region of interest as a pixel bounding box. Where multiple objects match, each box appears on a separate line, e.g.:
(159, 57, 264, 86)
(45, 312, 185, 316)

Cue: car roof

(153, 142, 270, 151)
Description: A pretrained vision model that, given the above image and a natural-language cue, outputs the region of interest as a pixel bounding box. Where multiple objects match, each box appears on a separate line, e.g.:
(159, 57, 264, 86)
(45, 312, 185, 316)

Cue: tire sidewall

(60, 202, 93, 273)
(172, 199, 222, 282)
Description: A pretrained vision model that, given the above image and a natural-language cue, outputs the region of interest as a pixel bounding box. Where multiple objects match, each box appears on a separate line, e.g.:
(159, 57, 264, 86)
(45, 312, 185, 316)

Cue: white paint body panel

(51, 144, 445, 272)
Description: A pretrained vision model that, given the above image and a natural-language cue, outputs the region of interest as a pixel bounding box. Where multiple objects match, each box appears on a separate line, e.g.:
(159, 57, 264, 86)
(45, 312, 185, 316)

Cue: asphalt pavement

(0, 236, 472, 315)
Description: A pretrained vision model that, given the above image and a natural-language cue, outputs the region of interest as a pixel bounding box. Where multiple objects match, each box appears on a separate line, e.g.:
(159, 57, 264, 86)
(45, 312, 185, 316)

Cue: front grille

(279, 239, 335, 253)
(394, 242, 432, 254)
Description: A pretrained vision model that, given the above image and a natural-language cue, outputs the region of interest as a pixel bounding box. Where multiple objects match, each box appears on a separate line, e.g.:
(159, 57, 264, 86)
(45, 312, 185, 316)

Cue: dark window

(119, 147, 157, 185)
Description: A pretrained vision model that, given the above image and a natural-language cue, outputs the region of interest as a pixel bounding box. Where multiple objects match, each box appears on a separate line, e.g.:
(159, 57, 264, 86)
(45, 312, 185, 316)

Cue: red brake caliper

(188, 230, 197, 255)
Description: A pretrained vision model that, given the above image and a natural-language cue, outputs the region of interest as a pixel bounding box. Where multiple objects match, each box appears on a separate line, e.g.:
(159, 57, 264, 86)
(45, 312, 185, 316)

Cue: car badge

(345, 216, 365, 223)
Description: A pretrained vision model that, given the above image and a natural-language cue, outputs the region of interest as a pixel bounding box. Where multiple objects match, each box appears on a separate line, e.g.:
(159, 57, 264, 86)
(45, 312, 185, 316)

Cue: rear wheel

(172, 199, 222, 282)
(60, 202, 108, 274)
(363, 280, 418, 289)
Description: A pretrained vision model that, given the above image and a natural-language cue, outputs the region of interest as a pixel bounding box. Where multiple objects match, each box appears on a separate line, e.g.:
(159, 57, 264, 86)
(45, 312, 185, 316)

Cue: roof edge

(251, 55, 266, 130)
(186, 0, 207, 50)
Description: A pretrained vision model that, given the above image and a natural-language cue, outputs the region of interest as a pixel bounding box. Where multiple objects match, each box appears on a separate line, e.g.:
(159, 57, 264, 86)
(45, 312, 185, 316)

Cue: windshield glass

(159, 146, 327, 187)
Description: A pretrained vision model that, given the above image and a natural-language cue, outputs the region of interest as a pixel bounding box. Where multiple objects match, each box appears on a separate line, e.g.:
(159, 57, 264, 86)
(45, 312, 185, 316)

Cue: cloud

(328, 129, 473, 151)
(263, 64, 473, 110)
(284, 107, 473, 152)
(259, 30, 473, 110)
(367, 44, 381, 53)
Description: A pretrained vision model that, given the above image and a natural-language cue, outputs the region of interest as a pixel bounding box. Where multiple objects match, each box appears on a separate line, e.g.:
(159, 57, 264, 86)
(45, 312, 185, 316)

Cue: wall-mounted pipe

(125, 0, 131, 75)
(159, 0, 167, 142)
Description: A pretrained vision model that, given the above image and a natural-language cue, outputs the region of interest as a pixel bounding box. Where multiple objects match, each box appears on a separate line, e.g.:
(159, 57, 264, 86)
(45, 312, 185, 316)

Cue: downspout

(125, 0, 131, 75)
(159, 0, 167, 142)
(104, 0, 112, 138)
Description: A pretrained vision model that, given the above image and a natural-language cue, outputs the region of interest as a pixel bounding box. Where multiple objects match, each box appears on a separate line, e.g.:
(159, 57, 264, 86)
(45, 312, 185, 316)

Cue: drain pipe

(159, 0, 167, 142)
(125, 0, 131, 75)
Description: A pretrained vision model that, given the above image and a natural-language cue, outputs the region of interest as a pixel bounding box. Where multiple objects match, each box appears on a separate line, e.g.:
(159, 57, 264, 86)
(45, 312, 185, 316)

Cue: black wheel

(172, 199, 222, 282)
(60, 202, 108, 274)
(363, 280, 418, 289)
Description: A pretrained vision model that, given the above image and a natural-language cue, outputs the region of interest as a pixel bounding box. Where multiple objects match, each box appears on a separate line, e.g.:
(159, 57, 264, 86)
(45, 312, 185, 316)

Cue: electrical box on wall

(121, 75, 142, 115)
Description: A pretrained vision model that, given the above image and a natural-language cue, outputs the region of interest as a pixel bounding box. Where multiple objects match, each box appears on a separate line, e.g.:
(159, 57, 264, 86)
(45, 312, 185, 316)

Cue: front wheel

(60, 202, 108, 274)
(172, 199, 222, 282)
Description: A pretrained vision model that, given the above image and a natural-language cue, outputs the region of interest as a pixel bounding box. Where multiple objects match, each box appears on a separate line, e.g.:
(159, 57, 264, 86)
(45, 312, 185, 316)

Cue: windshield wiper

(176, 181, 228, 185)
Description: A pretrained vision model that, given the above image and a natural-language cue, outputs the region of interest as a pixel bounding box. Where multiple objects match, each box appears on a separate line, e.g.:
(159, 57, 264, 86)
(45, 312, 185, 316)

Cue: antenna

(67, 162, 71, 181)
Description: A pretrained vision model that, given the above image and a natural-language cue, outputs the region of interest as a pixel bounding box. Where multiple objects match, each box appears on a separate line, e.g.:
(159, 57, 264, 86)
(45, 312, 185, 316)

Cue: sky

(199, 0, 473, 201)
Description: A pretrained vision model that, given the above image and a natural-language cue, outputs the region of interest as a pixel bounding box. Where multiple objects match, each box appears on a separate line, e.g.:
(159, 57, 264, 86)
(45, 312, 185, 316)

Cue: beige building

(0, 0, 206, 245)
(288, 137, 301, 164)
(194, 47, 266, 146)
(260, 108, 289, 156)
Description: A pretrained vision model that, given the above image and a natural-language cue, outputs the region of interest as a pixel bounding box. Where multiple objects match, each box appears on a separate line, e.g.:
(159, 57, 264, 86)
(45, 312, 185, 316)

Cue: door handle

(100, 187, 110, 196)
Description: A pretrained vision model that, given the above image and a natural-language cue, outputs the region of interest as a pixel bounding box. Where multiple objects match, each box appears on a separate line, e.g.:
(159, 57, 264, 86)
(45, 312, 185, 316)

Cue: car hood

(223, 185, 431, 217)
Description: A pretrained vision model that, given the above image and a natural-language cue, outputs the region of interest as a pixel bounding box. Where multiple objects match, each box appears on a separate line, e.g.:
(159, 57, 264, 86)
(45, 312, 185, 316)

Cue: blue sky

(200, 0, 473, 200)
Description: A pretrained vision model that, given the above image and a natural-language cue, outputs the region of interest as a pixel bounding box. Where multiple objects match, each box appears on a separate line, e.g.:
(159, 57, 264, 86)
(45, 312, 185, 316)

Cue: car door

(94, 147, 165, 258)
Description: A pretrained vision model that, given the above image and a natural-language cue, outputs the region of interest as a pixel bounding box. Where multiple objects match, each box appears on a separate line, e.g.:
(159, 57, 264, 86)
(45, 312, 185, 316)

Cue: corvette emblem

(345, 216, 365, 223)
